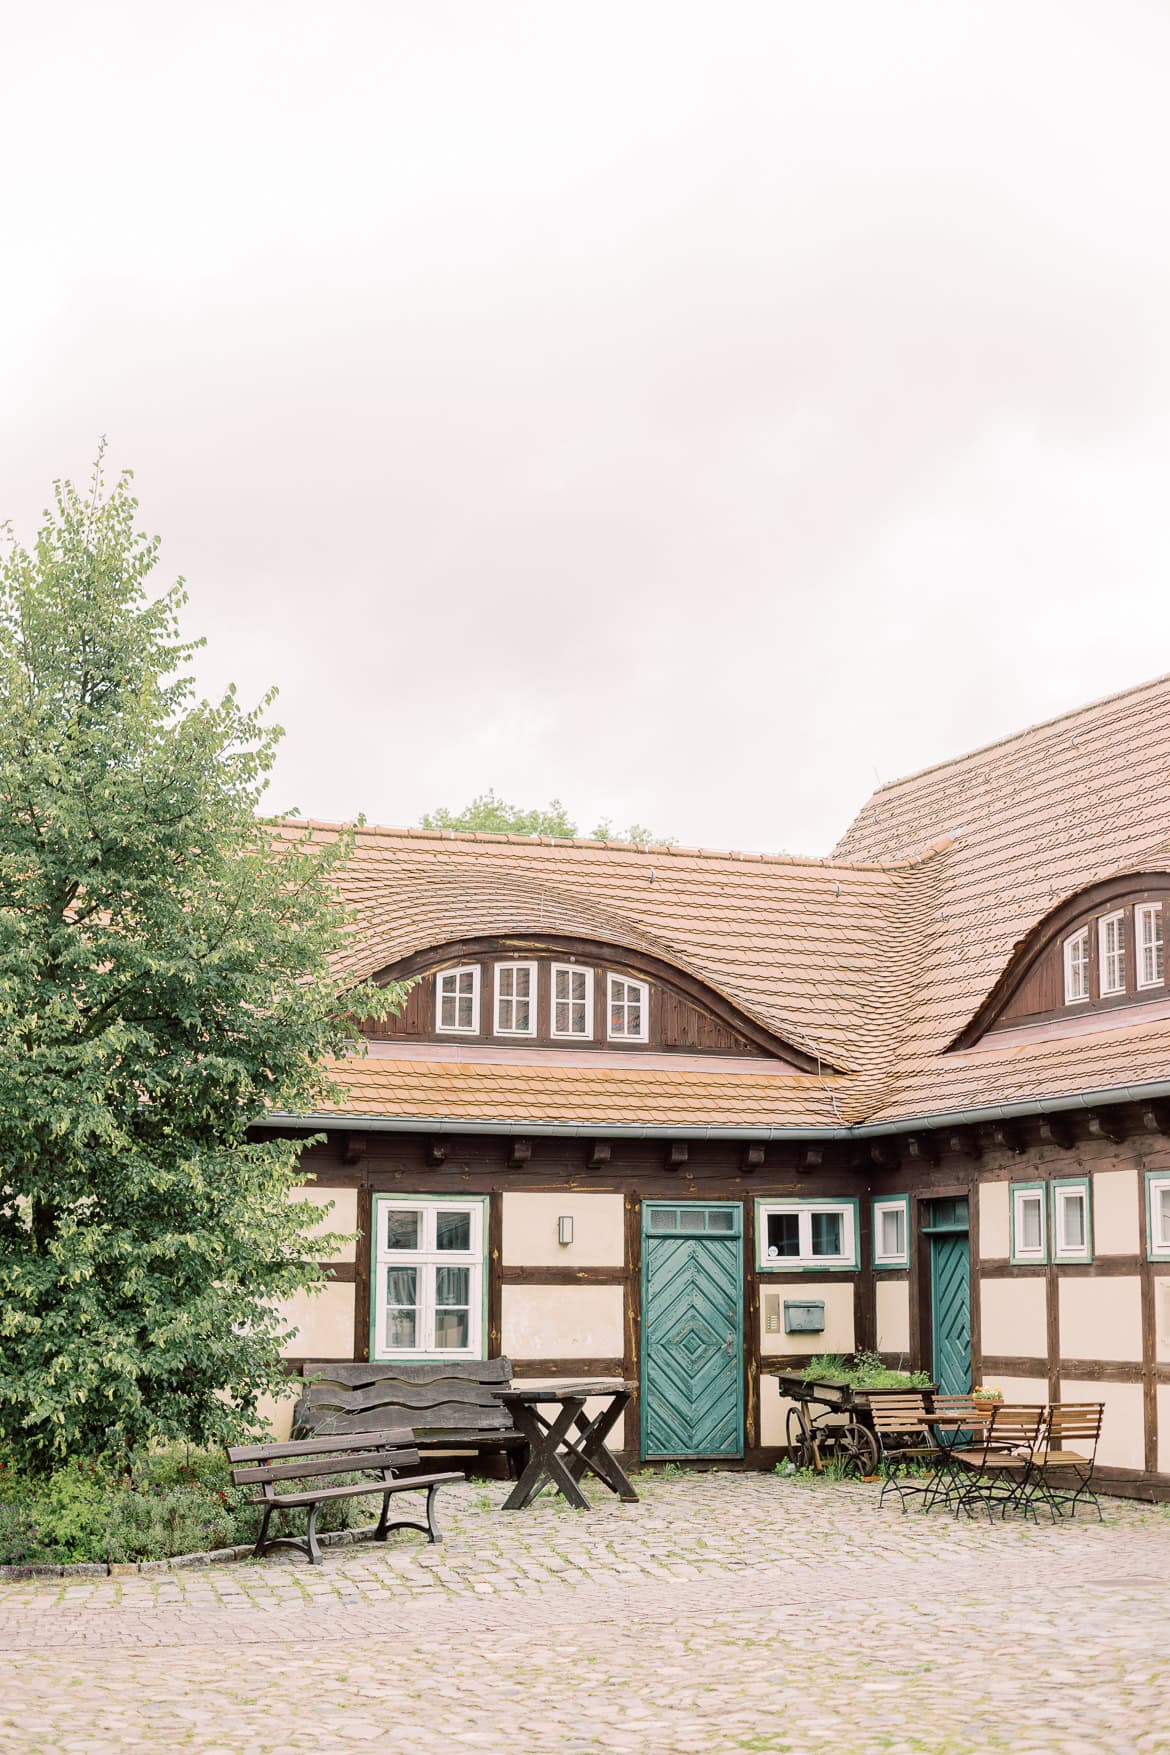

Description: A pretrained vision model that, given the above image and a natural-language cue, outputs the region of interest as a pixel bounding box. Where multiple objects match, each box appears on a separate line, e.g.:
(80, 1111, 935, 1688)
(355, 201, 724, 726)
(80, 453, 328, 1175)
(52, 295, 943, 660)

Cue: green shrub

(0, 1500, 49, 1566)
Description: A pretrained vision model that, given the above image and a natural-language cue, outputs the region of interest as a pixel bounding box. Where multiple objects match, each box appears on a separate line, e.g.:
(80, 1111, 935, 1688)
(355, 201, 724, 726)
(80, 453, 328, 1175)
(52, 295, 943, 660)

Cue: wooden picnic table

(495, 1380, 640, 1511)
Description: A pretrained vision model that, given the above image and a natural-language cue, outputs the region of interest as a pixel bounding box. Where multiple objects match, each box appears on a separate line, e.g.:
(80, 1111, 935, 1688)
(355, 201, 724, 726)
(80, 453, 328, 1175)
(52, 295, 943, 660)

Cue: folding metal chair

(1026, 1403, 1105, 1522)
(945, 1404, 1046, 1521)
(870, 1394, 944, 1512)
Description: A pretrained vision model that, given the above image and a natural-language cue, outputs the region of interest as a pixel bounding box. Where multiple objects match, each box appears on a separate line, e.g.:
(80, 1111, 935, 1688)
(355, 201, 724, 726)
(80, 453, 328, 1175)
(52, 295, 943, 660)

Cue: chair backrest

(227, 1427, 418, 1490)
(1044, 1402, 1105, 1450)
(293, 1357, 516, 1438)
(987, 1404, 1046, 1450)
(869, 1394, 931, 1438)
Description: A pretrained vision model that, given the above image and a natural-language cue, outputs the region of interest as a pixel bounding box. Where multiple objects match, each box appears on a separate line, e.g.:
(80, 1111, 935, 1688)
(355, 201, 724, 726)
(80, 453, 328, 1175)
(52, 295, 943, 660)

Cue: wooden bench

(227, 1428, 463, 1565)
(293, 1358, 529, 1476)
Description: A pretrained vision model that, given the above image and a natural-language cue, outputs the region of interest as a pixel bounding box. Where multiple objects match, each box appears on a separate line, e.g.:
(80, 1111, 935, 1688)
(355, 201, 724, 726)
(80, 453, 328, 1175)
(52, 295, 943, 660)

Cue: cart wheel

(786, 1408, 816, 1472)
(835, 1422, 879, 1478)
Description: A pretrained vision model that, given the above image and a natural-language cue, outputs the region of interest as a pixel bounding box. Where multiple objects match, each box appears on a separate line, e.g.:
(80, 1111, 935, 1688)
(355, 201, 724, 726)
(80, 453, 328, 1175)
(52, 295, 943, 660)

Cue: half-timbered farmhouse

(263, 674, 1170, 1495)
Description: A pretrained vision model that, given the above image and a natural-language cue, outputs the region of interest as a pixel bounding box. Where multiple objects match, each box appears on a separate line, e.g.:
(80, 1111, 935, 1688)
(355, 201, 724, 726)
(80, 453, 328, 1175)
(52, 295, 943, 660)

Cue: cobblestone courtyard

(2, 1471, 1169, 1753)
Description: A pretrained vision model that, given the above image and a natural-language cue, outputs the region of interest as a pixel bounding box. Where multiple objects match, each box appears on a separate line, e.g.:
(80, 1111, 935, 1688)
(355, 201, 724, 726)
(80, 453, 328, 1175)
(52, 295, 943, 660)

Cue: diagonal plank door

(641, 1204, 743, 1458)
(930, 1232, 972, 1395)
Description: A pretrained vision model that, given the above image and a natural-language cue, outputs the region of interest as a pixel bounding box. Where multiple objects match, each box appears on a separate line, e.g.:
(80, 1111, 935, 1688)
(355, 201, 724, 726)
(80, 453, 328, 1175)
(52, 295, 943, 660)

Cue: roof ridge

(866, 670, 1170, 799)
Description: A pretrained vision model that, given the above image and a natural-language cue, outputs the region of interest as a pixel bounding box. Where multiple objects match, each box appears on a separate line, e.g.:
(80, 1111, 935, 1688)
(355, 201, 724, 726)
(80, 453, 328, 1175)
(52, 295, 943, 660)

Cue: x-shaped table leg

(502, 1397, 591, 1510)
(562, 1394, 639, 1502)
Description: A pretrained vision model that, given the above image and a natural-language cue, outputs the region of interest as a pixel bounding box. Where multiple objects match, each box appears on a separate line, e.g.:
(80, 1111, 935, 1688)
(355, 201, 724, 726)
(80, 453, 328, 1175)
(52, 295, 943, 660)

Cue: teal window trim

(1050, 1176, 1093, 1264)
(872, 1194, 911, 1270)
(1144, 1170, 1170, 1262)
(369, 1192, 489, 1363)
(643, 1200, 742, 1238)
(1009, 1181, 1048, 1266)
(755, 1196, 860, 1272)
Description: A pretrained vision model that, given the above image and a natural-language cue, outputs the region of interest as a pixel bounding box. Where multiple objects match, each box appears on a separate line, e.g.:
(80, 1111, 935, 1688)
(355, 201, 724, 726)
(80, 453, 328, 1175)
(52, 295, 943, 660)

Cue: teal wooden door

(641, 1203, 743, 1459)
(926, 1199, 971, 1395)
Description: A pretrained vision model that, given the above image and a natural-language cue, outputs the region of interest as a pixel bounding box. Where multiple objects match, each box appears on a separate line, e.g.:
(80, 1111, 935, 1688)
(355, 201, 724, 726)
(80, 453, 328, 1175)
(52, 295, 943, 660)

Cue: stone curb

(0, 1520, 382, 1581)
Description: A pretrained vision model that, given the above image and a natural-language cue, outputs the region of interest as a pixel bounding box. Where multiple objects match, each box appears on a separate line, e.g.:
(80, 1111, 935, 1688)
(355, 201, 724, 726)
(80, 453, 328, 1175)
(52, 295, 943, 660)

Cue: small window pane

(767, 1212, 801, 1257)
(650, 1209, 677, 1231)
(1020, 1196, 1043, 1252)
(435, 1266, 470, 1305)
(434, 1308, 469, 1349)
(706, 1210, 735, 1232)
(385, 1266, 417, 1305)
(880, 1207, 905, 1258)
(1060, 1193, 1085, 1252)
(386, 1211, 420, 1251)
(385, 1307, 417, 1348)
(436, 1210, 472, 1251)
(627, 999, 642, 1034)
(679, 1209, 704, 1232)
(457, 994, 474, 1029)
(810, 1211, 843, 1257)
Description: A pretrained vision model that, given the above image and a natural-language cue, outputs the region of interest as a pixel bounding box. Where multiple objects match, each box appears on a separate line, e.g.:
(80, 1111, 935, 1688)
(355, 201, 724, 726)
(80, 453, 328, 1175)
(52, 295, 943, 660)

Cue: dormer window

(1098, 911, 1126, 996)
(494, 962, 537, 1036)
(551, 964, 593, 1038)
(608, 974, 648, 1041)
(1137, 903, 1164, 990)
(1063, 928, 1090, 1005)
(436, 965, 480, 1033)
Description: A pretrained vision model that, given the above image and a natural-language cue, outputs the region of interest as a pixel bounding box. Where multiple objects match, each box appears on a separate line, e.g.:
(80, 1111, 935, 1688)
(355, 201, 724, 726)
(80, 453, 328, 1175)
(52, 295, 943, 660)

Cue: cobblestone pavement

(2, 1472, 1170, 1753)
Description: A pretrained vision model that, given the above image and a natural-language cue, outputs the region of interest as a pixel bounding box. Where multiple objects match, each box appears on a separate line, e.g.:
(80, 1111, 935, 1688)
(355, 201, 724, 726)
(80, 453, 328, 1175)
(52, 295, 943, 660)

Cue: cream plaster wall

(758, 1281, 854, 1356)
(1061, 1377, 1145, 1472)
(979, 1182, 1010, 1260)
(511, 1378, 625, 1449)
(1156, 1278, 1170, 1363)
(502, 1192, 625, 1267)
(875, 1281, 910, 1356)
(985, 1374, 1049, 1403)
(761, 1384, 796, 1448)
(501, 1285, 625, 1359)
(1158, 1385, 1170, 1475)
(279, 1282, 356, 1359)
(289, 1186, 358, 1263)
(979, 1276, 1047, 1359)
(1059, 1276, 1143, 1363)
(253, 1389, 298, 1443)
(1091, 1169, 1140, 1257)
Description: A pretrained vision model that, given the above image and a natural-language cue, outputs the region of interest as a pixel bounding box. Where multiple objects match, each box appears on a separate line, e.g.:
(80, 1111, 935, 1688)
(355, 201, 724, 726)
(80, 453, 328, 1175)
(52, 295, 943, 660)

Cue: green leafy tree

(421, 793, 674, 846)
(0, 454, 401, 1475)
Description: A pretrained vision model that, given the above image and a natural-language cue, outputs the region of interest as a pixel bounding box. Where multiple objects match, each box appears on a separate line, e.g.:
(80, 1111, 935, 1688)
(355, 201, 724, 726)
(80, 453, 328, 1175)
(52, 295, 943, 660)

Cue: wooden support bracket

(665, 1142, 689, 1171)
(342, 1133, 368, 1167)
(587, 1141, 613, 1169)
(741, 1145, 766, 1174)
(946, 1130, 982, 1161)
(427, 1139, 448, 1166)
(869, 1140, 898, 1169)
(1087, 1110, 1127, 1145)
(1039, 1115, 1076, 1152)
(1141, 1103, 1170, 1137)
(800, 1145, 824, 1173)
(989, 1122, 1026, 1156)
(508, 1138, 533, 1168)
(905, 1134, 940, 1167)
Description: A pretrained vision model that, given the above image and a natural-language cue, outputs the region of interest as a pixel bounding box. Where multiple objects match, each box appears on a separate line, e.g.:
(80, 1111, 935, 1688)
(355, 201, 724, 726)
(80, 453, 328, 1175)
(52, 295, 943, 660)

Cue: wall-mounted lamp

(557, 1215, 574, 1246)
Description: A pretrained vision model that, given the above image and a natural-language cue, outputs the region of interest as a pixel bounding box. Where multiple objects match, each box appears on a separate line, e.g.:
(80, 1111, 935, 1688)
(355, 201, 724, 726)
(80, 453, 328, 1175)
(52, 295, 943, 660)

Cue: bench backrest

(293, 1357, 515, 1439)
(227, 1427, 419, 1491)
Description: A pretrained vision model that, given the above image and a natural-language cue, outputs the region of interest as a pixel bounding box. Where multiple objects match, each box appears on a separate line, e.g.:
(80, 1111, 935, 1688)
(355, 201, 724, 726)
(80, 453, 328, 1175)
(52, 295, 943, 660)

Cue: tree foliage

(0, 455, 399, 1474)
(421, 790, 674, 846)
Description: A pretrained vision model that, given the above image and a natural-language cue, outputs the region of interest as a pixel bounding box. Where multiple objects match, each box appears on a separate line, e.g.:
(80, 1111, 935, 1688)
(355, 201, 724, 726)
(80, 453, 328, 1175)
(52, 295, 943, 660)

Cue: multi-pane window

(494, 962, 537, 1035)
(607, 974, 649, 1041)
(551, 964, 593, 1038)
(1136, 904, 1164, 990)
(1063, 928, 1090, 1004)
(436, 965, 480, 1033)
(372, 1197, 485, 1358)
(1147, 1175, 1170, 1260)
(1098, 911, 1127, 996)
(872, 1196, 910, 1268)
(1052, 1179, 1091, 1263)
(758, 1200, 858, 1269)
(1011, 1184, 1047, 1263)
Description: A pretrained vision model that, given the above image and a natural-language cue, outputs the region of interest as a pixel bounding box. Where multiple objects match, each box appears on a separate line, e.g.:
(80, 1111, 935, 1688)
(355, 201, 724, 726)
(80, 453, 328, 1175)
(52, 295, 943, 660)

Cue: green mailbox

(783, 1299, 826, 1335)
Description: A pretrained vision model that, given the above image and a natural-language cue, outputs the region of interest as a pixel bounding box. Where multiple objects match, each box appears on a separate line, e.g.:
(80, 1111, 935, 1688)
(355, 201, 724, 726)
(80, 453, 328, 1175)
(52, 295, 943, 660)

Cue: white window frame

(1098, 910, 1127, 996)
(872, 1196, 910, 1269)
(550, 962, 594, 1039)
(756, 1199, 858, 1271)
(435, 964, 481, 1034)
(607, 972, 649, 1042)
(1063, 927, 1090, 1005)
(1147, 1174, 1170, 1261)
(1011, 1183, 1047, 1264)
(1052, 1179, 1092, 1264)
(1136, 903, 1164, 991)
(371, 1196, 486, 1360)
(493, 960, 538, 1037)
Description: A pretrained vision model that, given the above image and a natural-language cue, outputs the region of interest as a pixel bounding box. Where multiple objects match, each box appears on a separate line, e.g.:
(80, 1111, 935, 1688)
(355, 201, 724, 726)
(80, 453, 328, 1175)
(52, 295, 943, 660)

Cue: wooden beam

(508, 1138, 533, 1168)
(1039, 1115, 1076, 1152)
(1087, 1110, 1127, 1145)
(665, 1142, 689, 1171)
(587, 1141, 613, 1168)
(741, 1145, 766, 1174)
(989, 1122, 1026, 1156)
(427, 1139, 449, 1166)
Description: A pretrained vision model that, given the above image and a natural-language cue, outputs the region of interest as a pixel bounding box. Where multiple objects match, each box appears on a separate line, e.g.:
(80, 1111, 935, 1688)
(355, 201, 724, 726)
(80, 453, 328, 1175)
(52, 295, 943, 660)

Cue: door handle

(726, 1333, 734, 1355)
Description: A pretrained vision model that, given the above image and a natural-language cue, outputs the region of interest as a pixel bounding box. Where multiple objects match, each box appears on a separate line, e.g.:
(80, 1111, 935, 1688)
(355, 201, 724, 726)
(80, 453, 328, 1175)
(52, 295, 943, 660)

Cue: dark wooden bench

(293, 1358, 529, 1476)
(227, 1428, 463, 1565)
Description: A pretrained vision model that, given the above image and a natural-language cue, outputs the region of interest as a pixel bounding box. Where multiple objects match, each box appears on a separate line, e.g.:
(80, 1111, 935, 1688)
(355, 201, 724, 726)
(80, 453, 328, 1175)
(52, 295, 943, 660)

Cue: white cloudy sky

(2, 2, 1169, 855)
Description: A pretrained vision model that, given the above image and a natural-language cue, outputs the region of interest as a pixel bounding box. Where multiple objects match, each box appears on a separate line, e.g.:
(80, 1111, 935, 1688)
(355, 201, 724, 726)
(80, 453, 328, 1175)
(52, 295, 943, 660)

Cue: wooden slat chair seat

(869, 1395, 943, 1513)
(946, 1404, 1046, 1522)
(293, 1359, 529, 1477)
(228, 1428, 464, 1566)
(1025, 1403, 1105, 1522)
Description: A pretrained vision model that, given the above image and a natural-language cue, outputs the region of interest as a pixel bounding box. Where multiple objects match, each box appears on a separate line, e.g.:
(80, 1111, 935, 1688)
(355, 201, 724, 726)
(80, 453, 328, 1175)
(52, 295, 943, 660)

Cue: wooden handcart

(767, 1370, 938, 1478)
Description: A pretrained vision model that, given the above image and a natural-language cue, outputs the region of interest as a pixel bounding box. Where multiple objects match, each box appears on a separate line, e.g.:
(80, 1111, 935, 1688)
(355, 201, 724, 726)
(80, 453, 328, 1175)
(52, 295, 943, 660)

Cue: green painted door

(926, 1198, 972, 1395)
(641, 1203, 743, 1459)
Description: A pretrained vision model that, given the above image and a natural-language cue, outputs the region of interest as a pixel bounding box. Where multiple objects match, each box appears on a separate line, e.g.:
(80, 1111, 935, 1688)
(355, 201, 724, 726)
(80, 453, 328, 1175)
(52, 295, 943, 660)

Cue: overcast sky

(3, 2, 1169, 855)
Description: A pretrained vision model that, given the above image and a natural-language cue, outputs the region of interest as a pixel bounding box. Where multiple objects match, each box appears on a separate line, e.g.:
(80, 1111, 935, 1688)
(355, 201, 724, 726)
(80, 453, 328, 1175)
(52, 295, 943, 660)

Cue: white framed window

(551, 963, 593, 1038)
(493, 961, 537, 1036)
(1052, 1179, 1092, 1263)
(436, 965, 480, 1034)
(872, 1196, 910, 1268)
(1011, 1183, 1047, 1264)
(1063, 928, 1090, 1004)
(756, 1199, 859, 1271)
(1098, 910, 1127, 996)
(1146, 1174, 1170, 1261)
(607, 973, 649, 1042)
(371, 1196, 486, 1358)
(1136, 903, 1164, 990)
